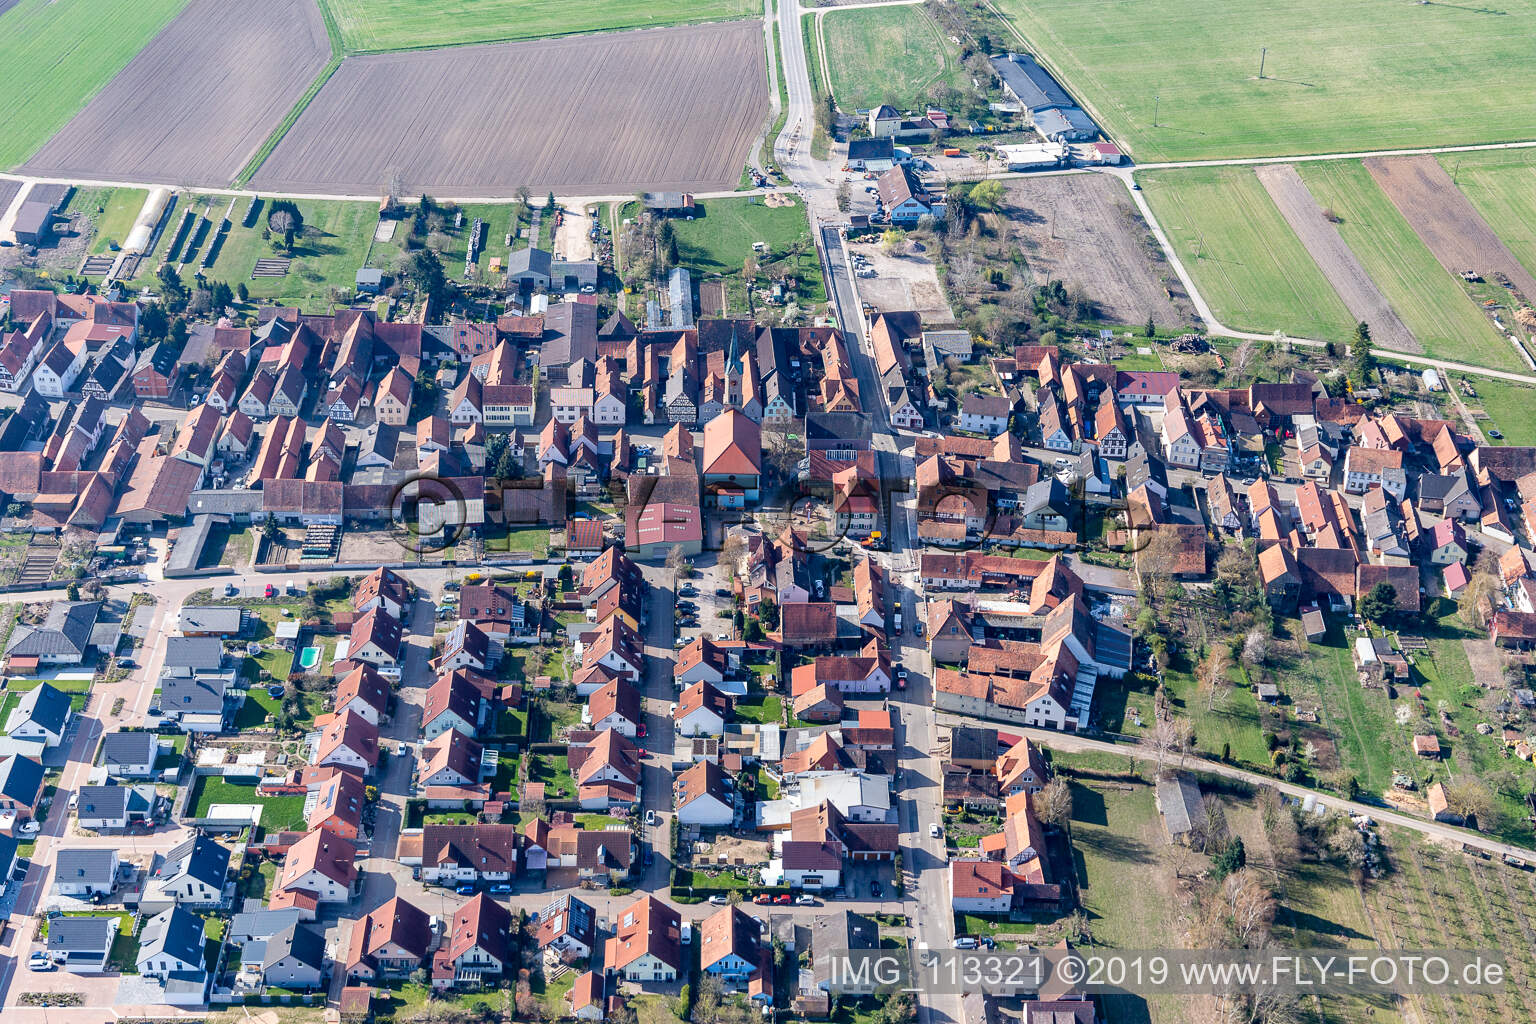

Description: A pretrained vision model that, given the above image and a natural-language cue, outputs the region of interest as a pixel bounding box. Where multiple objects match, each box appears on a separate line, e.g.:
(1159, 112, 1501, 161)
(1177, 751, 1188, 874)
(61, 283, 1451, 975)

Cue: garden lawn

(1058, 766, 1186, 1023)
(127, 194, 403, 313)
(1410, 608, 1536, 845)
(0, 0, 191, 169)
(232, 685, 324, 731)
(188, 777, 306, 832)
(1138, 166, 1355, 341)
(1283, 623, 1407, 797)
(492, 752, 519, 793)
(319, 0, 760, 52)
(575, 814, 626, 830)
(487, 525, 551, 557)
(820, 5, 966, 113)
(993, 0, 1536, 162)
(1463, 375, 1536, 447)
(1295, 160, 1517, 372)
(1438, 149, 1536, 284)
(56, 187, 150, 255)
(527, 753, 575, 801)
(1157, 655, 1270, 768)
(733, 694, 783, 725)
(652, 195, 826, 309)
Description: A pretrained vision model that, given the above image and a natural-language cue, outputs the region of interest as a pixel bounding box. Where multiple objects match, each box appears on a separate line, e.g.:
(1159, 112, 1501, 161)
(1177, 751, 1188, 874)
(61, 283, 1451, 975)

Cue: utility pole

(1258, 48, 1267, 79)
(1153, 94, 1159, 128)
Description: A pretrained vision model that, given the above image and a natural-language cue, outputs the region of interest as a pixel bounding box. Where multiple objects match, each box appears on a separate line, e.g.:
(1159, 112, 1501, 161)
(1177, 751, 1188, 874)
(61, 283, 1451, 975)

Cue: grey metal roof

(10, 682, 72, 736)
(163, 636, 225, 673)
(101, 730, 158, 769)
(1156, 772, 1204, 837)
(507, 246, 553, 279)
(989, 52, 1073, 111)
(6, 601, 101, 658)
(139, 906, 205, 968)
(847, 138, 894, 161)
(56, 848, 118, 886)
(949, 726, 998, 763)
(1021, 478, 1070, 517)
(186, 491, 263, 516)
(1030, 106, 1096, 137)
(46, 915, 116, 955)
(229, 908, 305, 944)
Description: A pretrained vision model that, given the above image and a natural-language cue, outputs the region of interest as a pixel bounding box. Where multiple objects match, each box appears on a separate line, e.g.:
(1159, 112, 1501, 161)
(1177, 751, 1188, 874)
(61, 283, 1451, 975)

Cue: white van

(952, 937, 978, 949)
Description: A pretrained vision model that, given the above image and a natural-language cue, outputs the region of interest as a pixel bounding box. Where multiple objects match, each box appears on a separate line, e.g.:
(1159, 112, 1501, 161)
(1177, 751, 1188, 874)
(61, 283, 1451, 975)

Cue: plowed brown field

(1366, 155, 1536, 302)
(250, 21, 768, 198)
(21, 0, 331, 186)
(1004, 174, 1191, 328)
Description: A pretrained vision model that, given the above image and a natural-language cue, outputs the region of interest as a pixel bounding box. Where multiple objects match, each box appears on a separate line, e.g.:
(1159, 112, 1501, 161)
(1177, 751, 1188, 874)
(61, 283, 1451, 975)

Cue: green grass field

(1462, 374, 1536, 447)
(56, 187, 149, 256)
(0, 0, 191, 169)
(820, 5, 965, 113)
(992, 0, 1536, 162)
(1436, 149, 1536, 284)
(318, 0, 759, 52)
(1139, 166, 1356, 340)
(665, 195, 826, 310)
(1294, 161, 1520, 372)
(127, 194, 404, 312)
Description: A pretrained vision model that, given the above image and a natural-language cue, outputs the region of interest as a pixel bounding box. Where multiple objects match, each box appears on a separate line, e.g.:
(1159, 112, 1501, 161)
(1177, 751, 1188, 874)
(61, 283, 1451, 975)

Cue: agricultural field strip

(1293, 160, 1519, 373)
(1366, 156, 1536, 301)
(316, 0, 761, 53)
(1138, 165, 1358, 341)
(1254, 164, 1419, 353)
(0, 0, 191, 171)
(1438, 151, 1536, 285)
(250, 21, 768, 197)
(21, 0, 331, 187)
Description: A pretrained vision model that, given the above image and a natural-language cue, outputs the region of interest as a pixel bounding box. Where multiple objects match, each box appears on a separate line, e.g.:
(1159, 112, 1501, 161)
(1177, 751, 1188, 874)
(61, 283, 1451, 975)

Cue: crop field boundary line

(233, 53, 342, 189)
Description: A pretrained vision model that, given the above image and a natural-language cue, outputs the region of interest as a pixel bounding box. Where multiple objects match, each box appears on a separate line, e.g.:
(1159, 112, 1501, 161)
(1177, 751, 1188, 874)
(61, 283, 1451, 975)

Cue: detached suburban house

(46, 916, 117, 973)
(345, 895, 433, 982)
(5, 600, 101, 668)
(604, 895, 683, 984)
(5, 681, 73, 747)
(54, 848, 120, 897)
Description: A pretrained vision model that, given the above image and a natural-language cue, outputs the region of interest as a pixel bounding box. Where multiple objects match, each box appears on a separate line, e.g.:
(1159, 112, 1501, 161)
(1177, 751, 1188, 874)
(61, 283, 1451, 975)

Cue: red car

(774, 894, 792, 905)
(636, 723, 647, 738)
(263, 584, 275, 598)
(753, 893, 772, 905)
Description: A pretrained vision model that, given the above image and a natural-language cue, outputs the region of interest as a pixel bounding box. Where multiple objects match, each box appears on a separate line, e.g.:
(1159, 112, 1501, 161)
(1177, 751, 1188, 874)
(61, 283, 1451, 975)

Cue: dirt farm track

(250, 21, 769, 198)
(21, 0, 331, 186)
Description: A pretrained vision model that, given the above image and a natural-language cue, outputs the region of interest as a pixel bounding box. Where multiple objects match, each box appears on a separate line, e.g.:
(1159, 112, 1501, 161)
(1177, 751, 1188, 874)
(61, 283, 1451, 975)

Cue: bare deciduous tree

(1224, 869, 1277, 948)
(1037, 778, 1074, 827)
(1201, 646, 1233, 712)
